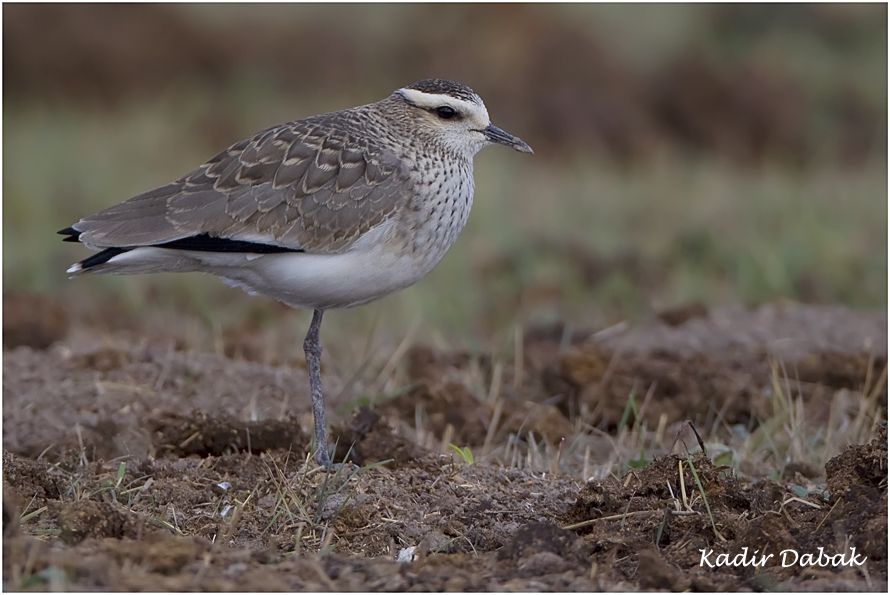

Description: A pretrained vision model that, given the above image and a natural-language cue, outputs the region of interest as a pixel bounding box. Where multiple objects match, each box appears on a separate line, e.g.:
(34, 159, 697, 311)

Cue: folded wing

(65, 114, 411, 256)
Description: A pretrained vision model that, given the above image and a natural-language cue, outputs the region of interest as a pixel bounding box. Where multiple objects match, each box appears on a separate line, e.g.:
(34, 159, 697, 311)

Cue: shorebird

(60, 79, 532, 468)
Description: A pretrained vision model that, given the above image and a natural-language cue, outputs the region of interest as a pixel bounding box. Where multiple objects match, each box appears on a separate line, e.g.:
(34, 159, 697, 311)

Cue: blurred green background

(3, 3, 887, 349)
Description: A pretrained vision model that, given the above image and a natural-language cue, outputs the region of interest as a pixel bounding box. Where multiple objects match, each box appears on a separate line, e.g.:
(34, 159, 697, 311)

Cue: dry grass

(351, 316, 886, 485)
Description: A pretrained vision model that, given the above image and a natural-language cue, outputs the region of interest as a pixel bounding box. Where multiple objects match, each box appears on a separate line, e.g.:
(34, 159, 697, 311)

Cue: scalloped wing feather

(69, 111, 412, 254)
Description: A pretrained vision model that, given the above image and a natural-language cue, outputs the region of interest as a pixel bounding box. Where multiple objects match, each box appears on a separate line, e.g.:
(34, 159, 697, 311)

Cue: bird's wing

(68, 116, 412, 254)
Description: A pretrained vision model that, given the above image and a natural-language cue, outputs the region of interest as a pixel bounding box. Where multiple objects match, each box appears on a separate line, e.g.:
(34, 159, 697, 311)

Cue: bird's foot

(314, 449, 356, 474)
(315, 447, 333, 469)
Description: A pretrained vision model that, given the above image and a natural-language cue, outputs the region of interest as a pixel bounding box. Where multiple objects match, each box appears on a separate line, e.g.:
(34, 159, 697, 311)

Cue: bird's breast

(399, 156, 475, 273)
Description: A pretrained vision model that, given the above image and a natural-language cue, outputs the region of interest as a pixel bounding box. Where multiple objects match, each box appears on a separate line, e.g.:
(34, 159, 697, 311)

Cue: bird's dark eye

(434, 106, 458, 120)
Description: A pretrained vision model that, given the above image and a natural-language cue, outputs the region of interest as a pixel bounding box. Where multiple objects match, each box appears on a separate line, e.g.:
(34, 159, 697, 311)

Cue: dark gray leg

(303, 309, 332, 468)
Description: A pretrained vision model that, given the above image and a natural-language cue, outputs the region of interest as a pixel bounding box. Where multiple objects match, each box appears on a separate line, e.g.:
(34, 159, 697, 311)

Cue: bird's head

(389, 79, 533, 158)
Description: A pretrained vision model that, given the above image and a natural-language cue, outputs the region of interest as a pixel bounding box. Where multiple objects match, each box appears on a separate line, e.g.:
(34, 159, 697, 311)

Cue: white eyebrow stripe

(397, 88, 490, 126)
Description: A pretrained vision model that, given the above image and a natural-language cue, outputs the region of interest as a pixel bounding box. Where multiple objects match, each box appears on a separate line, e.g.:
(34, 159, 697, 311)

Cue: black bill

(480, 124, 534, 154)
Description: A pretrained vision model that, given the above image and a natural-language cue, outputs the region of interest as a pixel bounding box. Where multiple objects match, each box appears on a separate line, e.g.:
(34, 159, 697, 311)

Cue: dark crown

(405, 79, 480, 104)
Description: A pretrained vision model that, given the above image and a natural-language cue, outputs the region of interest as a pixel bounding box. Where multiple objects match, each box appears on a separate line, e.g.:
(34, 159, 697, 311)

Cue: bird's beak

(481, 124, 534, 154)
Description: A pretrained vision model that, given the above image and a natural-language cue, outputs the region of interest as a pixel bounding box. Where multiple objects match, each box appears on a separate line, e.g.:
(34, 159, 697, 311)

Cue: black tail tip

(78, 247, 130, 270)
(58, 226, 81, 243)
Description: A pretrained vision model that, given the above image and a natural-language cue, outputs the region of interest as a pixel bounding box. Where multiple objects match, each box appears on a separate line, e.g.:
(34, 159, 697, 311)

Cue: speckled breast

(399, 152, 475, 275)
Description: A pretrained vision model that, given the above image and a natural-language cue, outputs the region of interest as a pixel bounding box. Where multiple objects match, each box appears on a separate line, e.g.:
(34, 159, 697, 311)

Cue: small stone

(397, 546, 416, 563)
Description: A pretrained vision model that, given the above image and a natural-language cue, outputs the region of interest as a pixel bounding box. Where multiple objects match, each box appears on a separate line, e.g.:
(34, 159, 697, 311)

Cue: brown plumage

(70, 107, 412, 253)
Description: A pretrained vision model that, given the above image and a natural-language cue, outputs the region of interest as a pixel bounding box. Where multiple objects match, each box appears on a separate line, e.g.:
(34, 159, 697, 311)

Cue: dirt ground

(3, 296, 887, 591)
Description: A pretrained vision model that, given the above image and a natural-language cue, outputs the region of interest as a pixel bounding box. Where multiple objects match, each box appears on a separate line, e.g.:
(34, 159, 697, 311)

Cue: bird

(59, 78, 533, 469)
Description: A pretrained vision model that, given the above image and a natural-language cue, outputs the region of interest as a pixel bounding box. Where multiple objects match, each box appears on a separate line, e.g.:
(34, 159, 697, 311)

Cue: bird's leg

(303, 309, 332, 469)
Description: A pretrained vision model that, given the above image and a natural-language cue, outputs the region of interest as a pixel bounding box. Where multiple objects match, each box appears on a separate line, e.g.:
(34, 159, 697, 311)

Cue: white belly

(101, 244, 432, 309)
(214, 247, 430, 309)
(99, 233, 452, 309)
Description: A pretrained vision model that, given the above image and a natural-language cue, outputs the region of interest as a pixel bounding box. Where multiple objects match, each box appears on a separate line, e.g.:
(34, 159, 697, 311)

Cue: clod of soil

(56, 500, 145, 544)
(332, 407, 428, 468)
(823, 425, 888, 563)
(149, 411, 307, 457)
